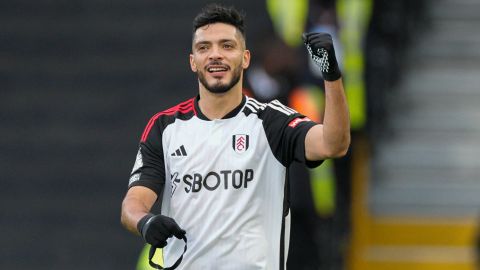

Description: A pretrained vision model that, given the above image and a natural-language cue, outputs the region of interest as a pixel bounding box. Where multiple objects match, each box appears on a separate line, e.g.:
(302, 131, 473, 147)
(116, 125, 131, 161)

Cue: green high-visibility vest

(337, 0, 372, 130)
(136, 244, 163, 270)
(266, 0, 308, 47)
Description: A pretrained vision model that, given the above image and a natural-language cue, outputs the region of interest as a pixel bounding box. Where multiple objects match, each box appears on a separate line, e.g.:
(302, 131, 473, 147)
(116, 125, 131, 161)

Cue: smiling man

(121, 4, 350, 270)
(192, 22, 249, 95)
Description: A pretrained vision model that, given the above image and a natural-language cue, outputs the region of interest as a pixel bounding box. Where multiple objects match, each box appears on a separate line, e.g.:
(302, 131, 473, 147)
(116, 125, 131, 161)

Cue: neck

(198, 85, 243, 120)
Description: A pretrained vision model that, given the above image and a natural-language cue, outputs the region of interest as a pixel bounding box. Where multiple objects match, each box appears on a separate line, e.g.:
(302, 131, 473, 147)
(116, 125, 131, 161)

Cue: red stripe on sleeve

(140, 98, 196, 142)
(190, 97, 197, 115)
(140, 112, 161, 142)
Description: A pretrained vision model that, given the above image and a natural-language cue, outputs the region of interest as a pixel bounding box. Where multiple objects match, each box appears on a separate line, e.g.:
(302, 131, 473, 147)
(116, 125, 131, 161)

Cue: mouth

(206, 65, 230, 77)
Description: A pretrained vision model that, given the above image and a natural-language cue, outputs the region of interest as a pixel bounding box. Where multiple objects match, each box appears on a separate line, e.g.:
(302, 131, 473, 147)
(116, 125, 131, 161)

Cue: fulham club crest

(232, 134, 249, 153)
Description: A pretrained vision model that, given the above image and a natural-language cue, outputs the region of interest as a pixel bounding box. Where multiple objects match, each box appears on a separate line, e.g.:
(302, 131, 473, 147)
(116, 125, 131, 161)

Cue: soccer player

(121, 3, 350, 270)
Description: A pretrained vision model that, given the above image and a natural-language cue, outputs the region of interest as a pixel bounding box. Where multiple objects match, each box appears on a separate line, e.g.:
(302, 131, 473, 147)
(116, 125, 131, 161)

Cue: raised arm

(302, 33, 350, 160)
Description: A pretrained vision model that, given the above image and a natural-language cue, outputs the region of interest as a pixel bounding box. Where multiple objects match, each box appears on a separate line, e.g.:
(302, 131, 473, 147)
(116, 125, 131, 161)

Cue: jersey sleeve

(128, 115, 167, 195)
(260, 100, 323, 168)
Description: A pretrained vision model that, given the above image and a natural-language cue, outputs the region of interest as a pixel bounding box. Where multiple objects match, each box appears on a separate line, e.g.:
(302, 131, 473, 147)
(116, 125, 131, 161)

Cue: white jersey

(129, 95, 321, 270)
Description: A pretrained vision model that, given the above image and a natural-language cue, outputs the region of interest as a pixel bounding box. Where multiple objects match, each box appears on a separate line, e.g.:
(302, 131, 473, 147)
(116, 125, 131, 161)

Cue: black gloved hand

(302, 32, 341, 81)
(137, 214, 186, 248)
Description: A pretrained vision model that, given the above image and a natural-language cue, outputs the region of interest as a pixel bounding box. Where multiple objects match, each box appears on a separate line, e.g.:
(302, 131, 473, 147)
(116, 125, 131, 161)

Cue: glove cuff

(323, 69, 341, 81)
(137, 213, 155, 239)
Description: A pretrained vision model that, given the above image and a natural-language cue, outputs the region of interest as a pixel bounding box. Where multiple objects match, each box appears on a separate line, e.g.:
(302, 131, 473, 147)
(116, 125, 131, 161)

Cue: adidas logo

(171, 145, 187, 157)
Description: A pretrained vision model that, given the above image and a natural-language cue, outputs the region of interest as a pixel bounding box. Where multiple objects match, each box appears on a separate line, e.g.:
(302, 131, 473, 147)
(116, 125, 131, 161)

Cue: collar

(194, 95, 246, 121)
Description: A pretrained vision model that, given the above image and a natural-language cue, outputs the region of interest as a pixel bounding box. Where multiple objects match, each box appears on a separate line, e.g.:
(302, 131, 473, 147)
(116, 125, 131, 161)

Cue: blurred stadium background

(1, 0, 479, 269)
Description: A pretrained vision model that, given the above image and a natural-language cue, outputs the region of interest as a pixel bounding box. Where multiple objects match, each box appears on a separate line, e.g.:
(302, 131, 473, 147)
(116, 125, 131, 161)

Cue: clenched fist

(303, 32, 341, 81)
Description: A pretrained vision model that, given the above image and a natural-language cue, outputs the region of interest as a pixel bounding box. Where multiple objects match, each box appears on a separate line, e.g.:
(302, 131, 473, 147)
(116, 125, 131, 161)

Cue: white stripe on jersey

(272, 100, 297, 114)
(246, 98, 297, 116)
(245, 103, 259, 113)
(268, 100, 296, 116)
(245, 98, 266, 113)
(248, 98, 264, 108)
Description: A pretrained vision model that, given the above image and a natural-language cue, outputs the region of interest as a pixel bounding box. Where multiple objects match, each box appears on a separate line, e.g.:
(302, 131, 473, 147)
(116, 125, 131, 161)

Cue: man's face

(190, 23, 250, 94)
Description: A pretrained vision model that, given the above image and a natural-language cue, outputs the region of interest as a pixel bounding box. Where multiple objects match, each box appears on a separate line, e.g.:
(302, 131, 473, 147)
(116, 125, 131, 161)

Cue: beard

(197, 65, 242, 94)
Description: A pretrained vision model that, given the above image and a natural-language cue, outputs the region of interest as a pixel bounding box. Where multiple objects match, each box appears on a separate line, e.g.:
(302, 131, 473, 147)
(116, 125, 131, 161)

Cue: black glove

(302, 32, 341, 81)
(137, 214, 186, 248)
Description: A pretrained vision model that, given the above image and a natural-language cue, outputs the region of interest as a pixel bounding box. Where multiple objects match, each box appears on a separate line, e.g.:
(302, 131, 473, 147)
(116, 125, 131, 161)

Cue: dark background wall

(1, 1, 271, 269)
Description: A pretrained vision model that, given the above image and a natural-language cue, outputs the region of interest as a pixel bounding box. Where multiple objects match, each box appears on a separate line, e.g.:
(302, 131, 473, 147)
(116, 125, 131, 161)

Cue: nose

(208, 45, 223, 60)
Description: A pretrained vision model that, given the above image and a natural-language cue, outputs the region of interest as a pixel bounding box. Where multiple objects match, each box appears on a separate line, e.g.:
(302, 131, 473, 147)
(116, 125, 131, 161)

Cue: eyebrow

(194, 39, 237, 46)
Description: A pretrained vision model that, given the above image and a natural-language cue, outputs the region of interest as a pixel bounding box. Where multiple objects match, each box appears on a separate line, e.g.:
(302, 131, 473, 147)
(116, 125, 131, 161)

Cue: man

(121, 4, 350, 270)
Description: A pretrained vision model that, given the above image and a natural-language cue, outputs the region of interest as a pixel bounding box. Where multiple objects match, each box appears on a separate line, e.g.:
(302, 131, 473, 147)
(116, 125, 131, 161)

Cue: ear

(189, 54, 197, 72)
(242, 50, 251, 69)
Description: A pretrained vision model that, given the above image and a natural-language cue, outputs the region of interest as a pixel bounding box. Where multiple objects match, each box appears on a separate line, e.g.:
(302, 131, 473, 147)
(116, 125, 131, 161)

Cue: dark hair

(192, 4, 246, 39)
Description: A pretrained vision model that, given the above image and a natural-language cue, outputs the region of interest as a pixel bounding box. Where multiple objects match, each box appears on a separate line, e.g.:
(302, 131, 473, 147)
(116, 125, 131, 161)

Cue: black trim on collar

(194, 95, 246, 121)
